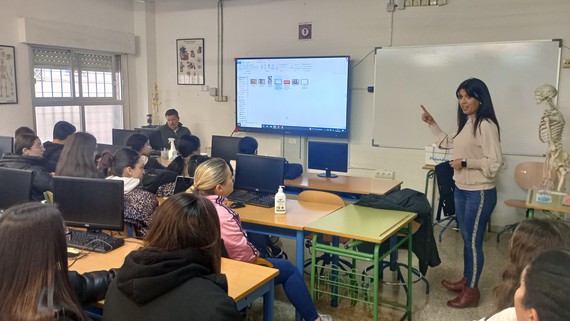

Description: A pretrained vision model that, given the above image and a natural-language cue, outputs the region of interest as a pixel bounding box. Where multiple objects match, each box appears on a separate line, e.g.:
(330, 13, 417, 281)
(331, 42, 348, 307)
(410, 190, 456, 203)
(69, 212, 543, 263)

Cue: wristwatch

(461, 159, 467, 168)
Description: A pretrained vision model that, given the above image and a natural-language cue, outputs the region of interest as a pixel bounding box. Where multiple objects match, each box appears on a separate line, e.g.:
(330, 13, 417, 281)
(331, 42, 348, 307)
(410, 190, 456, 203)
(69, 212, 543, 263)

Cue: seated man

(43, 121, 76, 172)
(158, 109, 191, 149)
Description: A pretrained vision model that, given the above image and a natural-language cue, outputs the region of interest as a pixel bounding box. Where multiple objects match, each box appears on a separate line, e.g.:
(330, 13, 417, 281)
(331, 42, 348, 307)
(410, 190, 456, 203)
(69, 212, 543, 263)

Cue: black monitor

(112, 128, 137, 146)
(136, 127, 164, 150)
(0, 168, 34, 210)
(211, 135, 242, 163)
(307, 141, 348, 178)
(234, 154, 285, 195)
(0, 135, 14, 157)
(53, 176, 124, 231)
(96, 144, 129, 156)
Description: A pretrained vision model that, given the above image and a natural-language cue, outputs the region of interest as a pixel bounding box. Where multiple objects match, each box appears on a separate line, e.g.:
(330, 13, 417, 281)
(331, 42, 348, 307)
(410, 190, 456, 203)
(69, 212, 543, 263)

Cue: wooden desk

(284, 173, 402, 196)
(235, 199, 342, 275)
(305, 204, 416, 321)
(526, 188, 570, 219)
(70, 239, 279, 321)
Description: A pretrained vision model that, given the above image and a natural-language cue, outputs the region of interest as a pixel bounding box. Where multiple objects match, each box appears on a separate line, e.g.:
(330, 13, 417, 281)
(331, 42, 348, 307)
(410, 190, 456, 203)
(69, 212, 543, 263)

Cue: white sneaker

(318, 314, 333, 321)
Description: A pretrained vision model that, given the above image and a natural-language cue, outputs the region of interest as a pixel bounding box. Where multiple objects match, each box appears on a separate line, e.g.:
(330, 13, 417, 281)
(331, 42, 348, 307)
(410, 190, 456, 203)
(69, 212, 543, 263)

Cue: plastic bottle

(274, 185, 287, 214)
(168, 138, 177, 160)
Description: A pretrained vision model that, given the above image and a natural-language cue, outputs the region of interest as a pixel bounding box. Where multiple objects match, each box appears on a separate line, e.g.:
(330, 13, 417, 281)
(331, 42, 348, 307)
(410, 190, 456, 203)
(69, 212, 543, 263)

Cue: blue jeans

(454, 187, 496, 288)
(266, 258, 319, 321)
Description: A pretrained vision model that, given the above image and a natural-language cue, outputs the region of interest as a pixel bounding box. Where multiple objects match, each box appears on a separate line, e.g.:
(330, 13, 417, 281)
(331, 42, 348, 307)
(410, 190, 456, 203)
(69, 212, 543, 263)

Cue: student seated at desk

(156, 134, 209, 197)
(482, 249, 570, 321)
(0, 133, 53, 201)
(481, 219, 570, 320)
(0, 202, 116, 321)
(191, 158, 332, 321)
(99, 148, 158, 236)
(55, 132, 104, 179)
(125, 133, 179, 195)
(103, 193, 242, 321)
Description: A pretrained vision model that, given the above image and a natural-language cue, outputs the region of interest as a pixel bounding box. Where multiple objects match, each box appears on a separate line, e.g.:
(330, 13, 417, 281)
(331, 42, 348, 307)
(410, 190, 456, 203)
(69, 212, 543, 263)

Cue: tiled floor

(247, 224, 512, 321)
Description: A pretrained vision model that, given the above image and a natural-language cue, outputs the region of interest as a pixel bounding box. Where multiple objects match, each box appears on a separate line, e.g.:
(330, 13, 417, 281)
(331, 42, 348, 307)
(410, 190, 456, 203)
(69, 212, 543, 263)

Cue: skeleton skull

(535, 84, 558, 104)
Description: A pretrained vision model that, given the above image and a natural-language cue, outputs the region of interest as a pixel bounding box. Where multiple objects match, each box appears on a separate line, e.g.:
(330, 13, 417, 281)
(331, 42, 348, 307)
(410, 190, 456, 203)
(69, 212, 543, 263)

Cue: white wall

(3, 0, 570, 228)
(0, 0, 134, 136)
(151, 0, 570, 228)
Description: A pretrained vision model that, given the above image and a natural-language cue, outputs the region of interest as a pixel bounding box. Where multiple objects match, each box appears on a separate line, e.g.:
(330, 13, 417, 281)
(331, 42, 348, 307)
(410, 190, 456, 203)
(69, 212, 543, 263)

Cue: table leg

(263, 279, 275, 321)
(295, 230, 305, 275)
(373, 244, 380, 321)
(406, 222, 413, 320)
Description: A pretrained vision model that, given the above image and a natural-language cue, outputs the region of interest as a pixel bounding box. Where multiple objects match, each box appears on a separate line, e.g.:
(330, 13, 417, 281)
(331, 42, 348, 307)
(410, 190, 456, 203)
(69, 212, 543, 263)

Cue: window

(32, 47, 124, 144)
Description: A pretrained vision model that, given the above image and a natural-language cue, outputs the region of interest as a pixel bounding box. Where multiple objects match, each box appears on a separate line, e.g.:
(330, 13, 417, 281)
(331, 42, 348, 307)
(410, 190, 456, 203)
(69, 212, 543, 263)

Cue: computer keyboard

(228, 190, 275, 208)
(67, 230, 125, 253)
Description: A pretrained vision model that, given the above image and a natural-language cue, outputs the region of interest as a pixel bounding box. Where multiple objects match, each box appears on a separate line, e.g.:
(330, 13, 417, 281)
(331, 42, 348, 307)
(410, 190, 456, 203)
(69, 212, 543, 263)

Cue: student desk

(305, 204, 416, 321)
(70, 239, 279, 321)
(284, 173, 402, 196)
(234, 199, 343, 274)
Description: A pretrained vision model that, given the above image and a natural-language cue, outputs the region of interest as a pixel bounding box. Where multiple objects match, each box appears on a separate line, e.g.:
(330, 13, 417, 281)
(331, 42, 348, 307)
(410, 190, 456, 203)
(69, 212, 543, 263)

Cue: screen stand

(317, 169, 337, 178)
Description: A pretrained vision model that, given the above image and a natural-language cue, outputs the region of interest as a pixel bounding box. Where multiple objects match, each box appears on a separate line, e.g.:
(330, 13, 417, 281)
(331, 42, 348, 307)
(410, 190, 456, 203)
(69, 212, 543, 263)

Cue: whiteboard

(372, 40, 561, 156)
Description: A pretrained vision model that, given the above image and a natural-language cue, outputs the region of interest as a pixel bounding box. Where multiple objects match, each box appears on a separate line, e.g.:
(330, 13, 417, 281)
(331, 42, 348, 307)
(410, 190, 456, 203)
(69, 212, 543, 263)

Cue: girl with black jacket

(0, 133, 53, 201)
(103, 193, 242, 321)
(0, 202, 115, 321)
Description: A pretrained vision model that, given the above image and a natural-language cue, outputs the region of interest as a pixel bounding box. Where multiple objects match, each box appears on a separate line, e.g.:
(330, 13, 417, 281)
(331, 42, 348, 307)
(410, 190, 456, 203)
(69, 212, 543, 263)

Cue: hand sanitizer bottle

(168, 138, 177, 160)
(274, 185, 287, 214)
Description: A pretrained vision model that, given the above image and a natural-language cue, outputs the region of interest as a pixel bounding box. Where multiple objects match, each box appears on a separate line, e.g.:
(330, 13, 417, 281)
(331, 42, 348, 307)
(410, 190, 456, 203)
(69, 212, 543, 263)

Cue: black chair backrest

(434, 161, 455, 218)
(0, 136, 14, 158)
(0, 167, 35, 209)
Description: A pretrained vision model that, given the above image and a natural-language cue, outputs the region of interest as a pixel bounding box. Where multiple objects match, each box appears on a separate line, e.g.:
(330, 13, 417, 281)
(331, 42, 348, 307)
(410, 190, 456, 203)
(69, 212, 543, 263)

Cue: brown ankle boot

(441, 277, 466, 293)
(447, 286, 480, 308)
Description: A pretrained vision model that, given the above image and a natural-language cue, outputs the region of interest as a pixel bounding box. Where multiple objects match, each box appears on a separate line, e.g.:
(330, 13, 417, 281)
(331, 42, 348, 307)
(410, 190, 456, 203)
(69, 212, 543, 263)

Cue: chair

(498, 161, 545, 243)
(0, 167, 34, 210)
(298, 190, 352, 273)
(434, 161, 458, 242)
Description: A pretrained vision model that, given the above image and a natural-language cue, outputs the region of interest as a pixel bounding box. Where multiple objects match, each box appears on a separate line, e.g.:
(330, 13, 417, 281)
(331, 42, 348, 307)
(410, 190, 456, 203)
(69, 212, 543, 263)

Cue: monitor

(211, 135, 242, 163)
(0, 168, 34, 210)
(234, 154, 285, 195)
(112, 128, 137, 146)
(307, 141, 348, 178)
(96, 144, 129, 156)
(0, 135, 14, 157)
(53, 176, 124, 231)
(136, 127, 164, 150)
(235, 55, 350, 138)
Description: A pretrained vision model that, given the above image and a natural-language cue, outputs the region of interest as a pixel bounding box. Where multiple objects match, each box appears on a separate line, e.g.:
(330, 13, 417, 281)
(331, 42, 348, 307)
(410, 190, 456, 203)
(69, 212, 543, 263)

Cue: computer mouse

(230, 202, 246, 209)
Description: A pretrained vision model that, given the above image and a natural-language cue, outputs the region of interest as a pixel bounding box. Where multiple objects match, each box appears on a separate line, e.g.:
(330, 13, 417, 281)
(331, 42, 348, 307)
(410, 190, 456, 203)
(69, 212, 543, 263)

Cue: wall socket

(374, 168, 394, 179)
(563, 59, 570, 68)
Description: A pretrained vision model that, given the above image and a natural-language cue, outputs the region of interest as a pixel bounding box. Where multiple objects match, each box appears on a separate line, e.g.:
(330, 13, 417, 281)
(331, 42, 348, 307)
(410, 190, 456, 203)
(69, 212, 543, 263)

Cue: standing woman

(190, 158, 332, 321)
(55, 132, 102, 178)
(421, 78, 502, 308)
(99, 148, 158, 236)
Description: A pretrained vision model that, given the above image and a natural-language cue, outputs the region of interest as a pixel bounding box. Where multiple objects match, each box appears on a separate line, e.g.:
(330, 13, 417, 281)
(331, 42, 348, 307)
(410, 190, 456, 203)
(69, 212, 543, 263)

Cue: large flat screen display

(235, 56, 350, 138)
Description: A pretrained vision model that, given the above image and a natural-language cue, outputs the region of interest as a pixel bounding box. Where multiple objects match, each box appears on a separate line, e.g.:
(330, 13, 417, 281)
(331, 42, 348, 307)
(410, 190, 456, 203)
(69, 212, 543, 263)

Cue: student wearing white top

(100, 148, 158, 236)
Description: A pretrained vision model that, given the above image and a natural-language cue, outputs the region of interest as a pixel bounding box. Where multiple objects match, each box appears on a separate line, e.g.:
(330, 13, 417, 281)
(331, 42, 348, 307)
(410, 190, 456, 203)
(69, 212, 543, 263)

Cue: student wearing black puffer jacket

(0, 133, 53, 201)
(103, 193, 242, 321)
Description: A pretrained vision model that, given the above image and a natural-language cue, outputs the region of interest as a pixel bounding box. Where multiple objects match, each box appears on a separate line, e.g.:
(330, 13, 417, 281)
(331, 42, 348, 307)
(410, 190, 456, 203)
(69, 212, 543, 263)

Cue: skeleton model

(151, 83, 161, 125)
(535, 84, 569, 192)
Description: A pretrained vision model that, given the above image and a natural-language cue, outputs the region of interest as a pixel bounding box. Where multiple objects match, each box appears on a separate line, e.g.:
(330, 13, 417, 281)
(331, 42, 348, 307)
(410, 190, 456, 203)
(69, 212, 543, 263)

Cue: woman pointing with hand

(421, 78, 502, 309)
